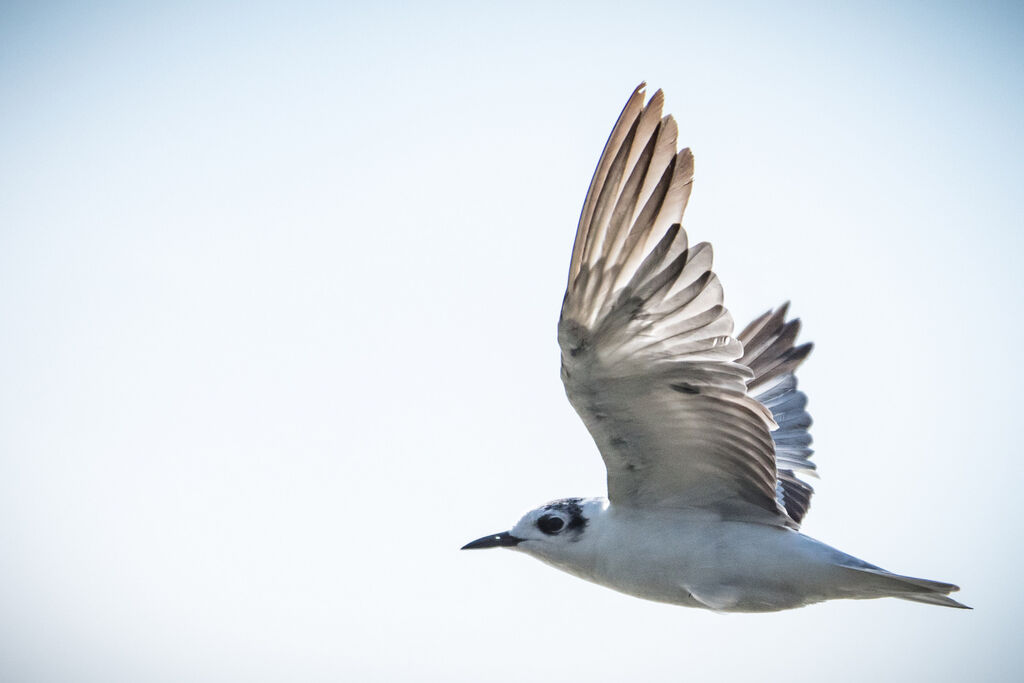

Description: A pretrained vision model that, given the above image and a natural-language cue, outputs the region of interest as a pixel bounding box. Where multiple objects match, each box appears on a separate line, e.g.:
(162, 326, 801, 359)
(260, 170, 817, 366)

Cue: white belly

(578, 507, 854, 612)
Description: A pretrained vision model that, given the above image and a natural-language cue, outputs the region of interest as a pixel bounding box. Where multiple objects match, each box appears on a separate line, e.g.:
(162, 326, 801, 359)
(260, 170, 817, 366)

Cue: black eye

(537, 515, 565, 535)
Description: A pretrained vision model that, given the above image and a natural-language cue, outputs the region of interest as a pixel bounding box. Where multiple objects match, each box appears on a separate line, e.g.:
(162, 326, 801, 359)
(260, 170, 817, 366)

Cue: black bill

(460, 531, 523, 550)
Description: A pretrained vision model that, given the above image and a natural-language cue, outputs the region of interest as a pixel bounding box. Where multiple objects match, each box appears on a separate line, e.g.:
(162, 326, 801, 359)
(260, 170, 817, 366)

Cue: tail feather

(898, 592, 971, 609)
(841, 565, 971, 609)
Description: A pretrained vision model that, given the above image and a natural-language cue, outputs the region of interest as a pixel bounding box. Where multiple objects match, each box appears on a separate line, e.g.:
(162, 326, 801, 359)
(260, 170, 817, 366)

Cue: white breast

(527, 503, 854, 612)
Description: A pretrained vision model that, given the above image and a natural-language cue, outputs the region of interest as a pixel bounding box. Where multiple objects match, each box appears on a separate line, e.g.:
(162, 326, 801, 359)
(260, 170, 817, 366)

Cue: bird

(461, 83, 967, 612)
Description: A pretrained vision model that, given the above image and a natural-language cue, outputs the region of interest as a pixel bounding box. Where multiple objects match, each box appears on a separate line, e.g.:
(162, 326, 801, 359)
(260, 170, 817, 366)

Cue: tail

(840, 565, 971, 609)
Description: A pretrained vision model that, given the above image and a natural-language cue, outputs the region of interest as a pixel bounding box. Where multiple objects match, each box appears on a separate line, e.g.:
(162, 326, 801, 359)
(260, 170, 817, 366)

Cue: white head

(462, 497, 605, 569)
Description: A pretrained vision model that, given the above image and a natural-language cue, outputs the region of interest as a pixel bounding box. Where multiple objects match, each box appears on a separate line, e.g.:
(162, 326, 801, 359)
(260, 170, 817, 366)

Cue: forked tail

(841, 565, 970, 609)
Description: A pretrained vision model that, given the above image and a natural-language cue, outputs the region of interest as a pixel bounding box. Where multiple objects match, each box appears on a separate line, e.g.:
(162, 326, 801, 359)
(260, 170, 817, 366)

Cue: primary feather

(558, 84, 813, 527)
(738, 303, 816, 524)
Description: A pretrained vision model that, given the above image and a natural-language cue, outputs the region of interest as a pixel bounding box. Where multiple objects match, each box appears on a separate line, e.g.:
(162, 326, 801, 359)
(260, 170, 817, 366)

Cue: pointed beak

(461, 531, 523, 550)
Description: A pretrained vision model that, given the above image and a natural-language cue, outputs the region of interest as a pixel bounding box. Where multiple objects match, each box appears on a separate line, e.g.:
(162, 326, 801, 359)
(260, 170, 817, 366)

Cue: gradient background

(2, 2, 1021, 681)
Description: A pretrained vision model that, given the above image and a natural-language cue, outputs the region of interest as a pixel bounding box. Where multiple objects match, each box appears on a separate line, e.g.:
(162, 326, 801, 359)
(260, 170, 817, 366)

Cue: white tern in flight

(462, 84, 967, 612)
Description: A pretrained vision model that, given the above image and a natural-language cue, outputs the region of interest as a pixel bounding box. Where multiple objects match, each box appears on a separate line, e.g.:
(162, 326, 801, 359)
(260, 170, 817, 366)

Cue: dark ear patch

(543, 498, 588, 534)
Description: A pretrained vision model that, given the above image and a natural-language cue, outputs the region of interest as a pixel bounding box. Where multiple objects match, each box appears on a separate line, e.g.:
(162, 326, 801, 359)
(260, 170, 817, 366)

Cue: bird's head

(461, 497, 602, 562)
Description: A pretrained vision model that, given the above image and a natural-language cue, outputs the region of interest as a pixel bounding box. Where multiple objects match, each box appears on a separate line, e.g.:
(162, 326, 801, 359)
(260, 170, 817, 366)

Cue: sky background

(1, 1, 1022, 681)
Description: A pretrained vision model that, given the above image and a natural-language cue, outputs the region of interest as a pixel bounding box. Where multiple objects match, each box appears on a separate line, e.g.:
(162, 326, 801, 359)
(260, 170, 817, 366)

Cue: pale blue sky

(1, 2, 1022, 681)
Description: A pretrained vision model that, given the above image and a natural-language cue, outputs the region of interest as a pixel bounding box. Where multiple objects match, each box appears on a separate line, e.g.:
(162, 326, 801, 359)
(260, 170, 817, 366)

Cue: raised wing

(738, 304, 815, 525)
(558, 84, 791, 524)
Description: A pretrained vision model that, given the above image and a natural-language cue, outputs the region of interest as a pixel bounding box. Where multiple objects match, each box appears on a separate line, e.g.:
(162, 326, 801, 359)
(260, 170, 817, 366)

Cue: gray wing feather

(559, 85, 792, 524)
(738, 304, 815, 525)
